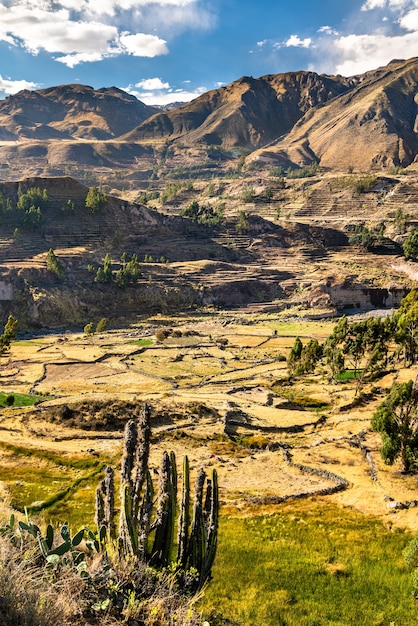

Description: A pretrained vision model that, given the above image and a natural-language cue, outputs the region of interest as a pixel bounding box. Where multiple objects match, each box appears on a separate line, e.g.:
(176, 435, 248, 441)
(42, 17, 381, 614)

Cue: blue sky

(0, 1, 417, 104)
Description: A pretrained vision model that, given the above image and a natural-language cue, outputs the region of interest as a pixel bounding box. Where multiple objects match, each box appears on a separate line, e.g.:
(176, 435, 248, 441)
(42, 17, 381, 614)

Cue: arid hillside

(2, 58, 418, 182)
(251, 58, 418, 170)
(0, 84, 159, 141)
(0, 170, 416, 330)
(123, 71, 354, 149)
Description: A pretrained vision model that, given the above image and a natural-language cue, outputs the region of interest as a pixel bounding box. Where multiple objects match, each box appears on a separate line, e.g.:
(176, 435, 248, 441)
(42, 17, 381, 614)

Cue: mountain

(0, 84, 159, 140)
(249, 58, 418, 170)
(1, 59, 418, 176)
(122, 71, 355, 149)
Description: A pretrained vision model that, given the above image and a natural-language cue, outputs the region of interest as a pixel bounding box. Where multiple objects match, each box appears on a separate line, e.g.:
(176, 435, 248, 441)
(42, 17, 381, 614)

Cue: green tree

(84, 322, 95, 336)
(23, 206, 42, 228)
(394, 207, 407, 234)
(287, 336, 303, 374)
(0, 315, 18, 355)
(236, 210, 250, 233)
(96, 317, 108, 333)
(94, 253, 113, 283)
(85, 186, 106, 213)
(403, 229, 418, 260)
(17, 186, 48, 211)
(372, 379, 418, 473)
(324, 315, 348, 380)
(394, 290, 418, 365)
(46, 248, 64, 276)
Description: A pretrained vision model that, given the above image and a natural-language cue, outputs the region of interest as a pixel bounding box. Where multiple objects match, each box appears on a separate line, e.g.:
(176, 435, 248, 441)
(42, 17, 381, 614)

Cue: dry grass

(0, 313, 417, 534)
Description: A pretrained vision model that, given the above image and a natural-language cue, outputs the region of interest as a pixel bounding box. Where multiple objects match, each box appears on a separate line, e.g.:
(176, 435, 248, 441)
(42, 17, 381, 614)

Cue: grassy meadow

(201, 500, 416, 626)
(0, 311, 417, 624)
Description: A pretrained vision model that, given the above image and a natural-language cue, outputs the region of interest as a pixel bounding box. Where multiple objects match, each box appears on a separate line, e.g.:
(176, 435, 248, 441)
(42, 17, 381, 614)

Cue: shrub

(96, 318, 108, 333)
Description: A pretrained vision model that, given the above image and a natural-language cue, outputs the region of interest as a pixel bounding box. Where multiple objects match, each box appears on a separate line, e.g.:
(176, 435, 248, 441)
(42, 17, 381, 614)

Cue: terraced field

(0, 311, 417, 535)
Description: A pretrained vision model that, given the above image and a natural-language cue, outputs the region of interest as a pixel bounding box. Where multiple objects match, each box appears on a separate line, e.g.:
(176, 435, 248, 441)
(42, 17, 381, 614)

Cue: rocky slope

(123, 71, 354, 149)
(250, 58, 418, 170)
(1, 59, 418, 176)
(0, 84, 159, 140)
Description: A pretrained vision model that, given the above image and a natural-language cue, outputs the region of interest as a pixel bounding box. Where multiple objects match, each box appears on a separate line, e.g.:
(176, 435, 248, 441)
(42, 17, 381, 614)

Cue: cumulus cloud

(0, 0, 212, 67)
(118, 33, 168, 57)
(0, 75, 39, 96)
(399, 8, 418, 29)
(125, 80, 206, 105)
(285, 35, 312, 48)
(135, 78, 170, 90)
(298, 0, 418, 76)
(331, 32, 418, 74)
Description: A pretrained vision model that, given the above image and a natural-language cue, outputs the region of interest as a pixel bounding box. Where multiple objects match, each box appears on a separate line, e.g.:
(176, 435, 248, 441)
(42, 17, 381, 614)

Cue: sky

(0, 0, 418, 105)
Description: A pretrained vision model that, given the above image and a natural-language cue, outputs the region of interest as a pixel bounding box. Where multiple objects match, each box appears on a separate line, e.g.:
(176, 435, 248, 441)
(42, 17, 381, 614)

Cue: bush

(96, 318, 108, 333)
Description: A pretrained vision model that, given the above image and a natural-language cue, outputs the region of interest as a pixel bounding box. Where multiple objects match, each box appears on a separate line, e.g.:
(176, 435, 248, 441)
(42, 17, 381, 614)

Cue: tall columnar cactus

(150, 450, 177, 567)
(95, 465, 115, 540)
(177, 455, 190, 567)
(96, 402, 219, 592)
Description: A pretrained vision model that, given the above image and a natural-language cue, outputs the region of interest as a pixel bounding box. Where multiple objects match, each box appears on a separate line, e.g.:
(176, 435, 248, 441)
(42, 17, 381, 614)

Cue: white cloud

(361, 0, 386, 9)
(285, 35, 312, 48)
(362, 0, 418, 10)
(331, 31, 418, 75)
(135, 78, 170, 90)
(118, 33, 168, 57)
(318, 26, 338, 36)
(290, 0, 418, 76)
(125, 83, 206, 105)
(399, 8, 418, 29)
(0, 1, 212, 67)
(0, 75, 39, 96)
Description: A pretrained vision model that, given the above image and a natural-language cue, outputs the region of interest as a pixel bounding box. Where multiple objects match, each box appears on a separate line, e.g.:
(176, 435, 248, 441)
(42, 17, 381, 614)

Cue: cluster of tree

(85, 185, 107, 213)
(13, 186, 49, 229)
(84, 317, 108, 336)
(180, 200, 223, 226)
(287, 290, 418, 472)
(94, 253, 141, 287)
(347, 222, 386, 250)
(287, 306, 412, 388)
(143, 254, 169, 263)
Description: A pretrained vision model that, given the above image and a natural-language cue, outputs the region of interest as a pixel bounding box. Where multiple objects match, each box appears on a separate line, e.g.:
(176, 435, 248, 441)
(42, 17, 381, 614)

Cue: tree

(403, 229, 418, 260)
(46, 248, 64, 276)
(0, 315, 18, 355)
(394, 290, 418, 365)
(324, 315, 348, 380)
(287, 336, 303, 374)
(96, 317, 108, 333)
(372, 379, 418, 473)
(84, 322, 95, 336)
(236, 210, 250, 233)
(85, 186, 106, 213)
(95, 253, 113, 283)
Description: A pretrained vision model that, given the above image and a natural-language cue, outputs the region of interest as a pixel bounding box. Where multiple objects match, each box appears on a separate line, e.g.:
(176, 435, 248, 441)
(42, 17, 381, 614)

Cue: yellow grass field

(0, 311, 417, 534)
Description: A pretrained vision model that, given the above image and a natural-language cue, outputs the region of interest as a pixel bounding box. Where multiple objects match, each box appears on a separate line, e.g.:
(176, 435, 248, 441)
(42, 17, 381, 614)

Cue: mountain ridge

(0, 58, 418, 176)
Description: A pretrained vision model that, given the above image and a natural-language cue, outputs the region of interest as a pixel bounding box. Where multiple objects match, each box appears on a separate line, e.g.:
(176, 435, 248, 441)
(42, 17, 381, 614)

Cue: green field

(200, 501, 417, 626)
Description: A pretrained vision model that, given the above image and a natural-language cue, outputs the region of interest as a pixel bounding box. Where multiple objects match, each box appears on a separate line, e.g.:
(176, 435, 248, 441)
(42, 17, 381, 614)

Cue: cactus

(177, 455, 190, 567)
(93, 403, 219, 592)
(18, 516, 88, 570)
(150, 450, 177, 567)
